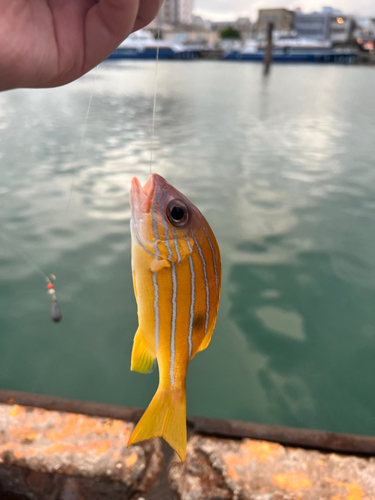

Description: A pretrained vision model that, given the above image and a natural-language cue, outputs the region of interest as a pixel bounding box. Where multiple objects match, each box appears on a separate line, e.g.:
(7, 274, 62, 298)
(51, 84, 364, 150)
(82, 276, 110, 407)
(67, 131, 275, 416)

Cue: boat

(108, 30, 199, 60)
(224, 37, 358, 63)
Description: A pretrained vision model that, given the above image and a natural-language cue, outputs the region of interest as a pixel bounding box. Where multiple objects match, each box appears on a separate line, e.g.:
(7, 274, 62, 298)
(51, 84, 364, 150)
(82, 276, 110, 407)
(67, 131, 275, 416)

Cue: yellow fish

(127, 173, 221, 461)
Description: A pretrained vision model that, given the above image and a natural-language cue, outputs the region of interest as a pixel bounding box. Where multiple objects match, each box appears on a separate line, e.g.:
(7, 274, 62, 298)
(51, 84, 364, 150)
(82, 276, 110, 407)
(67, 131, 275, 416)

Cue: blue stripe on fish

(203, 227, 219, 297)
(186, 237, 195, 358)
(152, 273, 160, 353)
(151, 197, 161, 353)
(170, 262, 177, 386)
(171, 227, 181, 263)
(192, 231, 210, 335)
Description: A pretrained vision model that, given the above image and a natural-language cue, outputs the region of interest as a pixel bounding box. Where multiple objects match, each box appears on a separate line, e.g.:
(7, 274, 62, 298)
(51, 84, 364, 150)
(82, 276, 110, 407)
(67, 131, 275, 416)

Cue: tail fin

(128, 386, 187, 461)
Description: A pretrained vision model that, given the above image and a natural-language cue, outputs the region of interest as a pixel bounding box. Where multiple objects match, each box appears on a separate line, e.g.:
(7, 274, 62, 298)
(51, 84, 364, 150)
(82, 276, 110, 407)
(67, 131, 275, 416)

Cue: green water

(1, 62, 375, 436)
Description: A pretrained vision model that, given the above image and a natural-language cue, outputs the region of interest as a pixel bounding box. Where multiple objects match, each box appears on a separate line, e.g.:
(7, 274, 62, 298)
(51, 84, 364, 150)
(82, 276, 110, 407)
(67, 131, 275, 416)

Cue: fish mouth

(130, 174, 159, 215)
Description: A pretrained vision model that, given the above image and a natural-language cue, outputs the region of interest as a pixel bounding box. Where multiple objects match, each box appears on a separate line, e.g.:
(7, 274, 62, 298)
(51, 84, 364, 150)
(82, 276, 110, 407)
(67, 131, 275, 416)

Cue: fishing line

(0, 231, 48, 280)
(0, 62, 98, 280)
(2, 33, 156, 321)
(150, 25, 161, 174)
(0, 230, 63, 320)
(67, 64, 99, 211)
(0, 66, 99, 321)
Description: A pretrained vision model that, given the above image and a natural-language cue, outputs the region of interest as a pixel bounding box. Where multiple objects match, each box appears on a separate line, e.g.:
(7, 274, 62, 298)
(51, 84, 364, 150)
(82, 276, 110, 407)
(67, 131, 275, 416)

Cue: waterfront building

(210, 21, 237, 31)
(158, 0, 177, 24)
(294, 12, 330, 40)
(294, 11, 355, 45)
(209, 17, 253, 40)
(235, 17, 253, 33)
(256, 9, 294, 36)
(322, 6, 342, 16)
(178, 0, 194, 25)
(191, 14, 211, 29)
(163, 25, 220, 47)
(354, 17, 375, 43)
(210, 18, 252, 31)
(330, 15, 355, 45)
(158, 0, 193, 25)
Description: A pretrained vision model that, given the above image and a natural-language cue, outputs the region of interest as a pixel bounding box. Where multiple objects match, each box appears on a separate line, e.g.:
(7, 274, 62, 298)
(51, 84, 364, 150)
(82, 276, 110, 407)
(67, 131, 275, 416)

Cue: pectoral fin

(131, 329, 156, 374)
(150, 258, 170, 272)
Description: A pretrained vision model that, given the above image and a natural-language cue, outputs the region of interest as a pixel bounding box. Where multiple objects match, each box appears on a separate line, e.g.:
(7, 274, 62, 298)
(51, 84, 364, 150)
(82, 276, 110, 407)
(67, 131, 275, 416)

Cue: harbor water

(0, 61, 375, 436)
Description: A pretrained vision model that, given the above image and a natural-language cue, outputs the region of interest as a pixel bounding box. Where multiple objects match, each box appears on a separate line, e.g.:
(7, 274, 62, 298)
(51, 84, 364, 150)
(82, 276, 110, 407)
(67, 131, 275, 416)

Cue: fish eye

(167, 199, 189, 227)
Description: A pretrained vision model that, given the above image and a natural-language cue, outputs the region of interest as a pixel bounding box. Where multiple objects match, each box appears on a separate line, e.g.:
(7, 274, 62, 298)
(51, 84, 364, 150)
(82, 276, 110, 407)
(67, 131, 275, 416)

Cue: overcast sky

(193, 0, 375, 21)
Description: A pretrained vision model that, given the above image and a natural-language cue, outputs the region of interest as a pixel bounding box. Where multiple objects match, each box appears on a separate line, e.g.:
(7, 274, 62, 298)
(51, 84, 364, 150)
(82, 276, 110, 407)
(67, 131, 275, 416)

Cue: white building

(330, 15, 355, 45)
(158, 0, 177, 24)
(158, 0, 193, 25)
(294, 10, 355, 45)
(355, 17, 375, 41)
(178, 0, 194, 24)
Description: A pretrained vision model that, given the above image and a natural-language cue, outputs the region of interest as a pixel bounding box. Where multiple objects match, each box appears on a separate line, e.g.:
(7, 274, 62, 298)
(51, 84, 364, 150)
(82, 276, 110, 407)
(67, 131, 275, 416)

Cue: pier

(0, 390, 374, 499)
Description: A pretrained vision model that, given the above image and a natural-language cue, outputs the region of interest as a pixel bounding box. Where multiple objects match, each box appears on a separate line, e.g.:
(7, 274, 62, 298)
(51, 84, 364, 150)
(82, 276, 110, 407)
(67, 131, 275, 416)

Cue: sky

(193, 0, 375, 21)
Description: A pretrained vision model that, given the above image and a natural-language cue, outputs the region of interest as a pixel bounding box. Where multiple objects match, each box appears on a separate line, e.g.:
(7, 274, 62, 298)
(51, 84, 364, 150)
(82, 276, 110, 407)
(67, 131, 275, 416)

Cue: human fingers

(83, 0, 140, 73)
(132, 0, 163, 33)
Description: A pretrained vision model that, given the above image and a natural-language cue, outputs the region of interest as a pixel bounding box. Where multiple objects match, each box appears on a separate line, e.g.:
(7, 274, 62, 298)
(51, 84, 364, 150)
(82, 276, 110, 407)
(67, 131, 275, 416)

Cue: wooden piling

(264, 22, 273, 75)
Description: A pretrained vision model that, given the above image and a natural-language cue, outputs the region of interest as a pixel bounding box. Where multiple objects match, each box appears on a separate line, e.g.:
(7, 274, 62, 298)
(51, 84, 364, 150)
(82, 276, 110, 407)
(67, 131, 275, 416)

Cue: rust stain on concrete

(240, 439, 284, 463)
(9, 405, 26, 418)
(11, 427, 38, 443)
(273, 471, 312, 491)
(125, 452, 138, 468)
(3, 404, 135, 465)
(224, 439, 283, 481)
(0, 402, 163, 494)
(13, 449, 24, 460)
(224, 455, 240, 481)
(1, 401, 375, 500)
(327, 478, 365, 500)
(170, 435, 375, 500)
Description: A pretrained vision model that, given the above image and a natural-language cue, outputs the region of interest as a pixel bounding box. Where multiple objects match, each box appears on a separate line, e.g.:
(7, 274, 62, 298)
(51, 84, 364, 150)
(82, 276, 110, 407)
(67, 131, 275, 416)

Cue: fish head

(130, 173, 206, 263)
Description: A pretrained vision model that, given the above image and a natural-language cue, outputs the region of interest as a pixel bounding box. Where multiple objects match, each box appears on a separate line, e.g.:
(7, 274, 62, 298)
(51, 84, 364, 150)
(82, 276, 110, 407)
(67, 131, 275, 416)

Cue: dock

(0, 390, 374, 499)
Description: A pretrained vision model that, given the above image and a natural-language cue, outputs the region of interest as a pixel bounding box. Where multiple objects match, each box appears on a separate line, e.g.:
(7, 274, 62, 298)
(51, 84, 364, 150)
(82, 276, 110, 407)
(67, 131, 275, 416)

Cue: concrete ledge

(0, 391, 374, 499)
(1, 390, 374, 456)
(0, 404, 162, 500)
(170, 435, 375, 499)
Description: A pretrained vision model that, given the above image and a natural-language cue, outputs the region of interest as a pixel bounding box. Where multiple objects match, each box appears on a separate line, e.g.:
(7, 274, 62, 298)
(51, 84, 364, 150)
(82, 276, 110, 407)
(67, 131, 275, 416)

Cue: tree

(220, 27, 241, 39)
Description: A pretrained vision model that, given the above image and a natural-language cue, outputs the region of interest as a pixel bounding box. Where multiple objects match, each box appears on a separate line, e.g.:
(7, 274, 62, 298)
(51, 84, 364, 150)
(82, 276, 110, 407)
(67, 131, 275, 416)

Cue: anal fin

(131, 329, 156, 374)
(195, 325, 215, 355)
(132, 270, 138, 302)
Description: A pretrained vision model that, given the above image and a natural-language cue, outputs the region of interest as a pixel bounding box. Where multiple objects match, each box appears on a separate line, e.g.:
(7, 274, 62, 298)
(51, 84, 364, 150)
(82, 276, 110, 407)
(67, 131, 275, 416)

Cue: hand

(0, 0, 162, 91)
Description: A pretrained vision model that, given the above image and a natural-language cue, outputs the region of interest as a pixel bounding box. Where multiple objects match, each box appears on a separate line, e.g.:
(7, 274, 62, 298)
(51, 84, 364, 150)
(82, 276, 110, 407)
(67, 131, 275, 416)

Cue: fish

(127, 173, 221, 461)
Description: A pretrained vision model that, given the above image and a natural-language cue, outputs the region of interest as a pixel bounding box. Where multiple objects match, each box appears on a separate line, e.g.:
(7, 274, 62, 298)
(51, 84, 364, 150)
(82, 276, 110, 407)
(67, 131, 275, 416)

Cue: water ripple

(0, 63, 375, 435)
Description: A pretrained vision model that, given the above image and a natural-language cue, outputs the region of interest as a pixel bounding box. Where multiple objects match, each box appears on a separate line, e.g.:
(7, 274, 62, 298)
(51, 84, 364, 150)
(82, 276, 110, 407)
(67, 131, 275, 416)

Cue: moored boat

(108, 30, 199, 60)
(224, 37, 358, 63)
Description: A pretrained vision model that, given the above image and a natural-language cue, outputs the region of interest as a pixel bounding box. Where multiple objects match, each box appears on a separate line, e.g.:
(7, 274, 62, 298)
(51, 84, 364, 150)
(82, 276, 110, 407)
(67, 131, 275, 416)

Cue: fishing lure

(46, 275, 62, 323)
(128, 173, 221, 461)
